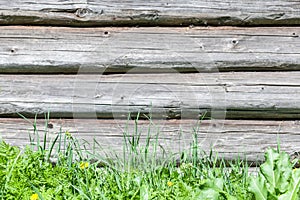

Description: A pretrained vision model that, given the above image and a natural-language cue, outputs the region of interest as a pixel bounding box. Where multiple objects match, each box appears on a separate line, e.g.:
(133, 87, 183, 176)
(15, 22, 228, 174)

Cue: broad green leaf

(214, 178, 224, 191)
(278, 169, 300, 200)
(219, 190, 238, 200)
(140, 185, 149, 200)
(225, 195, 238, 200)
(249, 174, 268, 200)
(198, 188, 219, 200)
(195, 178, 224, 200)
(133, 176, 141, 186)
(276, 152, 293, 193)
(260, 149, 280, 192)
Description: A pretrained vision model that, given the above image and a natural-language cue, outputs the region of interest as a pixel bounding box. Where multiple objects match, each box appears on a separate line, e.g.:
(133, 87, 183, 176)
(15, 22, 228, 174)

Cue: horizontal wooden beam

(0, 72, 299, 119)
(0, 26, 299, 73)
(1, 118, 299, 163)
(0, 1, 299, 26)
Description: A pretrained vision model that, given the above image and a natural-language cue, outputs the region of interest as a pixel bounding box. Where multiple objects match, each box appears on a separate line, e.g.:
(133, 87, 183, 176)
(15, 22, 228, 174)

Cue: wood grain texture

(1, 118, 299, 163)
(0, 26, 300, 73)
(0, 72, 299, 119)
(0, 1, 299, 26)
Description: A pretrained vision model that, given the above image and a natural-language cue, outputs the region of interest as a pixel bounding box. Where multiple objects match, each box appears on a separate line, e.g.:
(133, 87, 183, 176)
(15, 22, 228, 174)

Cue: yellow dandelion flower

(80, 162, 89, 169)
(30, 193, 39, 200)
(167, 181, 174, 187)
(65, 130, 72, 138)
(293, 168, 299, 172)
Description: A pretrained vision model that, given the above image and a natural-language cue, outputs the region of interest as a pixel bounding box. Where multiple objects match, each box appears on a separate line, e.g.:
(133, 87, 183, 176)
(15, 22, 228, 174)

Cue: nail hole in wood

(104, 31, 109, 35)
(47, 123, 53, 129)
(10, 49, 15, 53)
(232, 40, 238, 44)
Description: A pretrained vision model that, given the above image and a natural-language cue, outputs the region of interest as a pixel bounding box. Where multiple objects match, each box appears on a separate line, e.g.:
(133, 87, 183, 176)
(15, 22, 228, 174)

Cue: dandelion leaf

(248, 174, 268, 200)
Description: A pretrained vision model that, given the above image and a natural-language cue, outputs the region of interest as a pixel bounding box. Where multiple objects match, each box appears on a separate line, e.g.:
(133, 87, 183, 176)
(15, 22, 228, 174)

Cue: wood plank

(1, 118, 299, 163)
(0, 1, 299, 26)
(0, 72, 299, 119)
(0, 26, 300, 73)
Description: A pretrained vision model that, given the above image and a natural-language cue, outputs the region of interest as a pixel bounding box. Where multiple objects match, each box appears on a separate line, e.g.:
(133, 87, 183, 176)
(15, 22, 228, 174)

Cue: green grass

(0, 114, 299, 199)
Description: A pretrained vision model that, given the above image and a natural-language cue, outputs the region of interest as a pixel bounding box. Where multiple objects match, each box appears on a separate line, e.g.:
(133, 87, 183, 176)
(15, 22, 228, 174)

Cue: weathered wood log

(0, 26, 300, 73)
(1, 118, 299, 163)
(0, 1, 299, 26)
(0, 72, 299, 119)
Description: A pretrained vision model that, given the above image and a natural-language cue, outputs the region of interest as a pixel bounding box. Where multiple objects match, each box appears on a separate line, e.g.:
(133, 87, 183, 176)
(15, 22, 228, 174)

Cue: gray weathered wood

(0, 1, 299, 26)
(1, 118, 299, 163)
(0, 26, 300, 73)
(0, 72, 299, 119)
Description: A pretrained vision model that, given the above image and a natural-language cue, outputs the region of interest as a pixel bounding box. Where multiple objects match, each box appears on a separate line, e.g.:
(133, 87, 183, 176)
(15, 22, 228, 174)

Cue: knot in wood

(75, 8, 92, 18)
(140, 11, 159, 21)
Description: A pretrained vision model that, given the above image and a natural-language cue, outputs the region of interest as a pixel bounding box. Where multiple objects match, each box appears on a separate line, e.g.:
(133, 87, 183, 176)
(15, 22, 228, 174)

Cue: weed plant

(0, 113, 299, 199)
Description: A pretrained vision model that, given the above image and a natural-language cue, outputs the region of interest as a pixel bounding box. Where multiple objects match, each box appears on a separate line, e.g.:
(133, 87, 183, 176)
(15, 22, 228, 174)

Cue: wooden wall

(0, 1, 300, 163)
